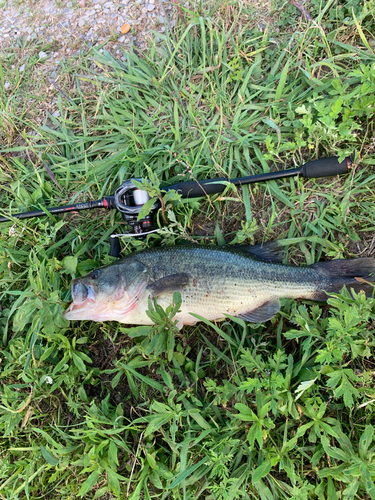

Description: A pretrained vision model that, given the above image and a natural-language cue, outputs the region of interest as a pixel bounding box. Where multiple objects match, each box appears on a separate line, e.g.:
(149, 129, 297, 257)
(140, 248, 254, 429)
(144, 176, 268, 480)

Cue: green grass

(1, 0, 375, 498)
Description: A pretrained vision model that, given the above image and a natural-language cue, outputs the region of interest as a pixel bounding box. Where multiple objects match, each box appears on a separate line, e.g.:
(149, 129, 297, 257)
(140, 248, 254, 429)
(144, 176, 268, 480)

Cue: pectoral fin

(148, 273, 190, 296)
(238, 298, 281, 323)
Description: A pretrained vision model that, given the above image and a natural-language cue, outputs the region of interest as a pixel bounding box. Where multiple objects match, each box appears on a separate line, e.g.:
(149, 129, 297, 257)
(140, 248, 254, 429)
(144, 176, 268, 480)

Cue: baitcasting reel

(113, 179, 159, 235)
(110, 179, 160, 256)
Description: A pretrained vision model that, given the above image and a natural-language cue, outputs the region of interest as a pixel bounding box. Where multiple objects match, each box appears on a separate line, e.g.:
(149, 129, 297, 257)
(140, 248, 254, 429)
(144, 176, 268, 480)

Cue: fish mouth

(63, 278, 148, 323)
(72, 281, 96, 303)
(63, 281, 97, 319)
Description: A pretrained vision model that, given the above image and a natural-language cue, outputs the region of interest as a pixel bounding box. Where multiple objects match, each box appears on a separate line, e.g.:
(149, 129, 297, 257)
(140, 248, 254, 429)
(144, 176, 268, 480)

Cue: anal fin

(238, 298, 281, 323)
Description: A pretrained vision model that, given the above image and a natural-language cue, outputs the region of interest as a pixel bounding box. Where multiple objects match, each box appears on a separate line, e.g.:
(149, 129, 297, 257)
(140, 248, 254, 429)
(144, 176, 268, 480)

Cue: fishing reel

(109, 179, 160, 257)
(114, 179, 159, 234)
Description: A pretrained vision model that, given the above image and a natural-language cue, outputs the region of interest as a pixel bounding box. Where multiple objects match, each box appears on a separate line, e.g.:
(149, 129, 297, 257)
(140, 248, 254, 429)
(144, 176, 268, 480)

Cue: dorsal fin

(237, 241, 285, 263)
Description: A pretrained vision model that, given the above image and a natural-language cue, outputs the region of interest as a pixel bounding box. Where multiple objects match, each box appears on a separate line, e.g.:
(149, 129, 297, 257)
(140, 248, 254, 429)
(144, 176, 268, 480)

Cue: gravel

(0, 0, 175, 52)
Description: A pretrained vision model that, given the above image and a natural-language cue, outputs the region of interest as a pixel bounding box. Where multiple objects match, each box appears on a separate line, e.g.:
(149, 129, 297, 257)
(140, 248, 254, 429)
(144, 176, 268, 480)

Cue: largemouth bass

(63, 244, 375, 327)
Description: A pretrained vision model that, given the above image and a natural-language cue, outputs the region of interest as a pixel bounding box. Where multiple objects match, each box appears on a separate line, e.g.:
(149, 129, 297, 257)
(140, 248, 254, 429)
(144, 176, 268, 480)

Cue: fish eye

(91, 270, 101, 279)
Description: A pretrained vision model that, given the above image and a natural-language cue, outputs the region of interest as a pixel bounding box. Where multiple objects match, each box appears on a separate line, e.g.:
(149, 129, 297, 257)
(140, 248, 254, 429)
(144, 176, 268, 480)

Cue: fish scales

(62, 243, 375, 327)
(131, 246, 320, 322)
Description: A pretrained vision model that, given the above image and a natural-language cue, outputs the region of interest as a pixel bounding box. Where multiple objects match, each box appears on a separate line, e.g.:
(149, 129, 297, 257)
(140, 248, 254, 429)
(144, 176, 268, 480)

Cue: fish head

(63, 259, 148, 321)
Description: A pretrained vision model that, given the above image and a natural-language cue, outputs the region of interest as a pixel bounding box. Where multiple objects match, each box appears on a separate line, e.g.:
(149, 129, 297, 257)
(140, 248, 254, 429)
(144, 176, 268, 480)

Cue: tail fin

(313, 258, 375, 299)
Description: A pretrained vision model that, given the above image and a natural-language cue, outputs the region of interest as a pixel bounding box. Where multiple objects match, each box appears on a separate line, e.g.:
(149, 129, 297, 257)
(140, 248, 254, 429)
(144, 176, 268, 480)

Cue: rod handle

(302, 156, 351, 179)
(110, 236, 121, 257)
(166, 177, 228, 197)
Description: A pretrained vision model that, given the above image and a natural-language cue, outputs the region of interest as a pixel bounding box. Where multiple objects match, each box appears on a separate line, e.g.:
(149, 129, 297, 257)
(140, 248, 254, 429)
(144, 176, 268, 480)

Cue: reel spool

(113, 179, 159, 235)
(109, 179, 160, 257)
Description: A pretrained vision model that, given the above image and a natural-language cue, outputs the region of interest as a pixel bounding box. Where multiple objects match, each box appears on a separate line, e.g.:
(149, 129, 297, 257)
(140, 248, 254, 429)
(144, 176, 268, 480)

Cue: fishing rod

(1, 156, 351, 256)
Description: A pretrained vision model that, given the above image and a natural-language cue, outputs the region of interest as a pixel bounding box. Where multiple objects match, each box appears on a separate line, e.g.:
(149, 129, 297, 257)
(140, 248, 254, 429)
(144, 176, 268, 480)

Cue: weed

(1, 0, 375, 498)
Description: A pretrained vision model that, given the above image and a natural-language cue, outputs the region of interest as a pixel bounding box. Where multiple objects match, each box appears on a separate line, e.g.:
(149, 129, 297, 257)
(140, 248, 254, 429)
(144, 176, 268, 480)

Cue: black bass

(63, 244, 375, 327)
